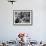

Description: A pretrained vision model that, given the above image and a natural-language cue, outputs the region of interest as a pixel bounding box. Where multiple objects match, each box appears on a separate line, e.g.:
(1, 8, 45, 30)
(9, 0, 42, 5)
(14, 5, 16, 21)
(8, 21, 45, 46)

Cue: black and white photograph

(13, 10, 32, 25)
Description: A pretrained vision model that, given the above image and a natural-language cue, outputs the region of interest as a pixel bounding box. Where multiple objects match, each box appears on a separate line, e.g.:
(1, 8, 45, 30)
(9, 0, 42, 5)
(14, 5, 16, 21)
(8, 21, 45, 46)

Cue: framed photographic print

(13, 10, 33, 25)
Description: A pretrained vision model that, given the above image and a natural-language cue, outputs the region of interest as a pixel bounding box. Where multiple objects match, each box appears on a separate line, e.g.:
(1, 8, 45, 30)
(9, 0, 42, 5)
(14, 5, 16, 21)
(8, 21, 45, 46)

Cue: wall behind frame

(0, 0, 46, 41)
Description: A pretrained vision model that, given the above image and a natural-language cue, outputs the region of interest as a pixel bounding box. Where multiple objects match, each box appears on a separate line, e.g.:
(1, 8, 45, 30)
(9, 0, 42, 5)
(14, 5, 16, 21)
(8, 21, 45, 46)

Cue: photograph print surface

(13, 10, 32, 25)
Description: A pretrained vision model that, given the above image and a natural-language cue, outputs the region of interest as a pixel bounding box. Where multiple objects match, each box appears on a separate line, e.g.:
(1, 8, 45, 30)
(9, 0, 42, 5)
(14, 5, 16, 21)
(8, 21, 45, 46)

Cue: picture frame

(13, 10, 33, 26)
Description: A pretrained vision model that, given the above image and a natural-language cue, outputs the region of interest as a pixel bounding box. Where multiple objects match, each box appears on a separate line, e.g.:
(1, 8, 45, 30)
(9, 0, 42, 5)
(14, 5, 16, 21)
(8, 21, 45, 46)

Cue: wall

(0, 0, 46, 42)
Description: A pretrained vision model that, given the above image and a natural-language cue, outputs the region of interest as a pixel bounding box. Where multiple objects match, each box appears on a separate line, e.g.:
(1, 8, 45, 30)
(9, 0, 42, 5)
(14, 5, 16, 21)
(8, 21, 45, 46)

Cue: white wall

(0, 0, 46, 42)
